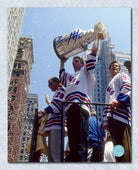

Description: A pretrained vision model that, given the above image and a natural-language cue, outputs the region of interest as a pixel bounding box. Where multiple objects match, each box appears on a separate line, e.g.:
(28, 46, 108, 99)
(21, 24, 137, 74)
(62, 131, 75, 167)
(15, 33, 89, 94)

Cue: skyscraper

(8, 37, 34, 162)
(18, 93, 38, 162)
(8, 7, 25, 88)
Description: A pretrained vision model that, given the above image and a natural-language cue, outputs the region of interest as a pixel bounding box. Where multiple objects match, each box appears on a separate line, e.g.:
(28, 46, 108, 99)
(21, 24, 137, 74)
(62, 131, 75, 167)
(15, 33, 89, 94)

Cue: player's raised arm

(90, 33, 102, 55)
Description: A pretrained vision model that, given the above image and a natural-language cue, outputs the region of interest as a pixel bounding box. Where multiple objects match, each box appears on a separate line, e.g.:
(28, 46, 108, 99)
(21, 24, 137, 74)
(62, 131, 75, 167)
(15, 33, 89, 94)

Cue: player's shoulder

(114, 72, 126, 78)
(59, 86, 66, 93)
(120, 72, 130, 80)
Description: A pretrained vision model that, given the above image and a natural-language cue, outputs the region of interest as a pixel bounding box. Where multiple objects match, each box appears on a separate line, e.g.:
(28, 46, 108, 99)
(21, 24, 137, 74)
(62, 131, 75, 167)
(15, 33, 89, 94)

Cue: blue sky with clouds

(21, 7, 131, 110)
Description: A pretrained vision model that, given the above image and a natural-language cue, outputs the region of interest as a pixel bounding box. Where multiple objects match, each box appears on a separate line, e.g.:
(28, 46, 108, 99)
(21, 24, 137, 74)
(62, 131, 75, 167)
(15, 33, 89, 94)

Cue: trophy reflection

(53, 21, 107, 60)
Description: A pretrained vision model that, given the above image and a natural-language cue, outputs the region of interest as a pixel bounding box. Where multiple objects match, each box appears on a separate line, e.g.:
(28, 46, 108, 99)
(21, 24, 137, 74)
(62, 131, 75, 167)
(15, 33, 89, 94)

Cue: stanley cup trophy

(53, 21, 107, 60)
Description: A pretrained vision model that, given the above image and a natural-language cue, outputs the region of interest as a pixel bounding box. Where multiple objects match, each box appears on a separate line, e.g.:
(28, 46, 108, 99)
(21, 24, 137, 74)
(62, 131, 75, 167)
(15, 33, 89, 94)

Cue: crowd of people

(27, 32, 131, 163)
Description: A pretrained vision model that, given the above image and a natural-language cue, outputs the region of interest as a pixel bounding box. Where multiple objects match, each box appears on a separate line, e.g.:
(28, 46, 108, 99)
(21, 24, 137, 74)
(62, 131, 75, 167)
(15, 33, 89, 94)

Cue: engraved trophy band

(53, 21, 107, 60)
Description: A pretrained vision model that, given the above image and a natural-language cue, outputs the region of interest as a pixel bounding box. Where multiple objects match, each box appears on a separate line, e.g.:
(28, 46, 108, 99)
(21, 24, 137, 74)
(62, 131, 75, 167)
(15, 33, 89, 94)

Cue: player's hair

(48, 77, 62, 87)
(124, 60, 131, 69)
(73, 56, 84, 64)
(109, 60, 121, 70)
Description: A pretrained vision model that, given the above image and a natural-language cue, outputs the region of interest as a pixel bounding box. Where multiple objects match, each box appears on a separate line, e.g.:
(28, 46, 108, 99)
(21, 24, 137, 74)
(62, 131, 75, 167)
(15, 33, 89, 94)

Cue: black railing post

(95, 104, 100, 161)
(29, 108, 38, 162)
(61, 102, 111, 162)
(79, 104, 83, 161)
(61, 103, 65, 162)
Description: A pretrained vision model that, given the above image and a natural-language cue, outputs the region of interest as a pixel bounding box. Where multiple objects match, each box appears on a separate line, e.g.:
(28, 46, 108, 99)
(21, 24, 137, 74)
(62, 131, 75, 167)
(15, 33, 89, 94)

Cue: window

(9, 87, 12, 92)
(8, 123, 10, 130)
(12, 71, 16, 76)
(25, 156, 28, 160)
(11, 96, 15, 101)
(31, 107, 34, 113)
(34, 101, 37, 104)
(10, 105, 13, 111)
(28, 126, 32, 130)
(14, 63, 17, 68)
(13, 87, 17, 93)
(29, 119, 33, 124)
(10, 80, 13, 84)
(28, 39, 32, 42)
(20, 40, 24, 44)
(22, 137, 25, 142)
(27, 137, 30, 142)
(18, 63, 21, 68)
(24, 155, 28, 160)
(15, 79, 18, 84)
(16, 48, 24, 59)
(21, 149, 24, 154)
(16, 72, 20, 76)
(19, 156, 23, 160)
(24, 120, 28, 124)
(8, 114, 11, 120)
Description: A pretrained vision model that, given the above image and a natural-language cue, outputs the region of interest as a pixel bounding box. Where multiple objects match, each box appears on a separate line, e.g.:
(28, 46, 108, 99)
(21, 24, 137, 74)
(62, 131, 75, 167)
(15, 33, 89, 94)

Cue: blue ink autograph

(56, 29, 82, 48)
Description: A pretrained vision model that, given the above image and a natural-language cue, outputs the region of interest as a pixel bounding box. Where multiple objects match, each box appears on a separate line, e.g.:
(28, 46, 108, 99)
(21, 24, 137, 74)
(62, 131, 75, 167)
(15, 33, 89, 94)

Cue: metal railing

(29, 102, 130, 162)
(60, 101, 111, 162)
(29, 108, 38, 162)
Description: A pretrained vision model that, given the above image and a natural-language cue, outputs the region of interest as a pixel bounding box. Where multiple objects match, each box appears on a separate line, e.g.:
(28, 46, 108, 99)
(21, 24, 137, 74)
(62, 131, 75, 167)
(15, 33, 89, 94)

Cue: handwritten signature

(56, 29, 82, 48)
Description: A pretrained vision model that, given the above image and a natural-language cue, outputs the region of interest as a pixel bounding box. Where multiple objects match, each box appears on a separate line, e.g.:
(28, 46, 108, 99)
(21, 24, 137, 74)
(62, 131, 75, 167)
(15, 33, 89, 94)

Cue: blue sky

(21, 7, 131, 110)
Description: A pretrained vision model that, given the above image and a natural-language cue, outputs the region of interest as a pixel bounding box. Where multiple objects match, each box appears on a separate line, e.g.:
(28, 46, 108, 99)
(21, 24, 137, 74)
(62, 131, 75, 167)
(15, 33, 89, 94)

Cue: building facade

(8, 7, 25, 88)
(18, 93, 38, 162)
(8, 37, 34, 162)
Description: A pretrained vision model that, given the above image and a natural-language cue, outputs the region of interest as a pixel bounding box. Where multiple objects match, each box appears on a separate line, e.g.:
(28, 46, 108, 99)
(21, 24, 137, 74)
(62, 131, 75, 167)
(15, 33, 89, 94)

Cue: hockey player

(124, 60, 131, 77)
(38, 77, 66, 162)
(59, 34, 101, 162)
(101, 60, 131, 162)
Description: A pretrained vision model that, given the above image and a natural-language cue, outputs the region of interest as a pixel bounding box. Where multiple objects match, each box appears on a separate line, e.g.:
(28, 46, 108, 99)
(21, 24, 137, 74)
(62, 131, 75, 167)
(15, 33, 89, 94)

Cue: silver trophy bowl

(53, 21, 107, 60)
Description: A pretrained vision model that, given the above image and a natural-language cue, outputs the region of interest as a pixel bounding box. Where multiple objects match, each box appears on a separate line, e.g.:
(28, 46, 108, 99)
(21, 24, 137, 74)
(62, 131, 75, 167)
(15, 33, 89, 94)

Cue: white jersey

(59, 54, 96, 114)
(103, 72, 131, 128)
(44, 87, 67, 131)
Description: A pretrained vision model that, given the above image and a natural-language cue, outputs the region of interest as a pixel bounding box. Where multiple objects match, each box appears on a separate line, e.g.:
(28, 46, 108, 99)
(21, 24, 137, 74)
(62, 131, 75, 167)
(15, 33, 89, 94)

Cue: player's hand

(60, 57, 67, 70)
(100, 122, 104, 130)
(45, 94, 50, 105)
(98, 32, 104, 40)
(38, 110, 43, 118)
(60, 54, 68, 61)
(110, 100, 120, 110)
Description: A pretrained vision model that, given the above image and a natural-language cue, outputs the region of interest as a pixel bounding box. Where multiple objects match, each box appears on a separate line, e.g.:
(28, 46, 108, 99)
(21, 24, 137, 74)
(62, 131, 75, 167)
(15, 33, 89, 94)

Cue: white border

(0, 0, 138, 169)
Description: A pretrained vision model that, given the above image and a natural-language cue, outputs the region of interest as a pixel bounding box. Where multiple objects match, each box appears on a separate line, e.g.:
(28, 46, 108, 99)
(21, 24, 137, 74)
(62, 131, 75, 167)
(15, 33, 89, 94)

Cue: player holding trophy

(56, 21, 107, 162)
